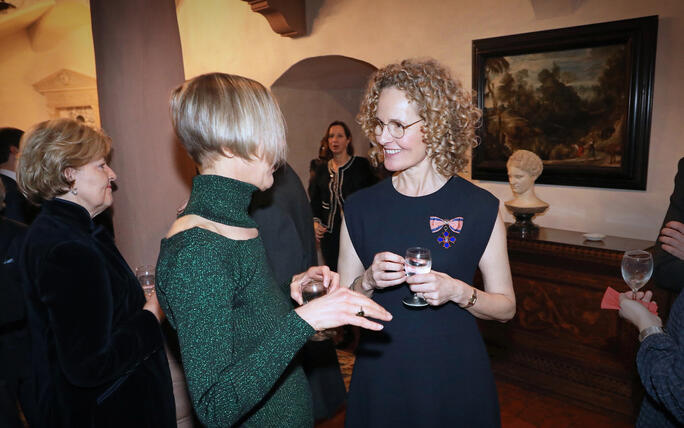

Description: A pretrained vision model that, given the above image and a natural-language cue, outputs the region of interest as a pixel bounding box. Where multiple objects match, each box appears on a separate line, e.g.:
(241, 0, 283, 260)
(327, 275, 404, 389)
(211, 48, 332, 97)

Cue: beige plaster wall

(176, 0, 684, 241)
(0, 20, 95, 130)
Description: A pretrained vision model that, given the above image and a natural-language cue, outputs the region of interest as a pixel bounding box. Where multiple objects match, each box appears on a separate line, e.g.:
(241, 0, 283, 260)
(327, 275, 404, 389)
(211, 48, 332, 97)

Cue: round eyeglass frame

(373, 118, 423, 139)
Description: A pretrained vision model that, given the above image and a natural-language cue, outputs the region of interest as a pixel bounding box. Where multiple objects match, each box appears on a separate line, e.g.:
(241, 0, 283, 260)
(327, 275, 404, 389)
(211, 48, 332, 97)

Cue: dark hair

(325, 121, 354, 156)
(0, 127, 24, 164)
(317, 136, 332, 161)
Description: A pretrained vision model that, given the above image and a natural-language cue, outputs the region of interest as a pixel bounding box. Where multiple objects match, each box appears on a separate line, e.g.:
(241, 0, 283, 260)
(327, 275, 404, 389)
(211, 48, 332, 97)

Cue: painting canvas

(472, 16, 658, 189)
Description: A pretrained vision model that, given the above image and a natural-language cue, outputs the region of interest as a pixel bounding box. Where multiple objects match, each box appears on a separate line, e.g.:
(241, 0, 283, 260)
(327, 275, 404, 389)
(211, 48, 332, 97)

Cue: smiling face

(375, 87, 428, 172)
(327, 124, 350, 157)
(66, 157, 116, 217)
(507, 166, 535, 196)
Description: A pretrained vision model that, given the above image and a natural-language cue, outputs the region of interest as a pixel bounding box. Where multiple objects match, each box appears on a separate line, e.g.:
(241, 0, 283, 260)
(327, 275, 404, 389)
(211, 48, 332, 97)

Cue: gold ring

(356, 306, 365, 317)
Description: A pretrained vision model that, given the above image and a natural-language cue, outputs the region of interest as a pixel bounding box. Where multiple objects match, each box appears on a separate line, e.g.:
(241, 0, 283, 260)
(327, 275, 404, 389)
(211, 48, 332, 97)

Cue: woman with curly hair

(338, 59, 516, 427)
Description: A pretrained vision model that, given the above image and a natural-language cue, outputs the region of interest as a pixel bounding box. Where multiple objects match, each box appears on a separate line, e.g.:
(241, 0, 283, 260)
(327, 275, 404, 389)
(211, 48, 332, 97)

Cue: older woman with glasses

(338, 59, 516, 427)
(156, 73, 391, 428)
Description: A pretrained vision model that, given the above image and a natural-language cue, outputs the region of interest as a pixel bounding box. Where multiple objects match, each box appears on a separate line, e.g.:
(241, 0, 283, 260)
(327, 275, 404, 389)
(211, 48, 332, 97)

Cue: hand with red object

(618, 290, 662, 332)
(601, 286, 658, 314)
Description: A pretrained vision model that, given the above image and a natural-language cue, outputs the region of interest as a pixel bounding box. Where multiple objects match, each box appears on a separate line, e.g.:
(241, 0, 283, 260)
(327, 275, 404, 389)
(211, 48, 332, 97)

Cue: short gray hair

(170, 72, 287, 168)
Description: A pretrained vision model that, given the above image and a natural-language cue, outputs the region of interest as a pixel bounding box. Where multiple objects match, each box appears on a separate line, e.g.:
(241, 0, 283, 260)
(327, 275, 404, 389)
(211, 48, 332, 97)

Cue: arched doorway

(271, 55, 377, 188)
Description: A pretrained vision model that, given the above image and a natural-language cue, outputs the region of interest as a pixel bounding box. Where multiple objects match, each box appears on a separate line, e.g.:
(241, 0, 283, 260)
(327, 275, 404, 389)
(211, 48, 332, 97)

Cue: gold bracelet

(462, 288, 478, 309)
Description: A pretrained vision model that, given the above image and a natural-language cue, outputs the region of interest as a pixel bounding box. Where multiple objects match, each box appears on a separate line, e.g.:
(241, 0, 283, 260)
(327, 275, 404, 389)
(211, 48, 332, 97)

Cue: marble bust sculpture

(505, 149, 548, 212)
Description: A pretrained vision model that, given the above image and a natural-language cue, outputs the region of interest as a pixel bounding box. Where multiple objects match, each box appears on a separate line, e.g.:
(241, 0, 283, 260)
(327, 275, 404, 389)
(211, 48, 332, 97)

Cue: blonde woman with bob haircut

(16, 118, 176, 427)
(155, 72, 391, 428)
(338, 59, 516, 427)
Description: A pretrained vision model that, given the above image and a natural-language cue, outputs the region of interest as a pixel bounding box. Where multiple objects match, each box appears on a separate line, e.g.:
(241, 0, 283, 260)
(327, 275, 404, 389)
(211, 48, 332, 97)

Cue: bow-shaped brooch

(429, 216, 463, 248)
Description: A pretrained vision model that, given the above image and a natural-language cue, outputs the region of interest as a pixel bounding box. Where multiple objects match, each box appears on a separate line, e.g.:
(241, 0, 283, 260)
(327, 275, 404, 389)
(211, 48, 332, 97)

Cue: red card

(601, 287, 658, 314)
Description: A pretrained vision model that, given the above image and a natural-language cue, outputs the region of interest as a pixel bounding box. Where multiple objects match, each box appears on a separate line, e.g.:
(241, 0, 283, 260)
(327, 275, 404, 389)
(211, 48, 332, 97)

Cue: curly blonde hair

(17, 119, 111, 204)
(357, 59, 481, 177)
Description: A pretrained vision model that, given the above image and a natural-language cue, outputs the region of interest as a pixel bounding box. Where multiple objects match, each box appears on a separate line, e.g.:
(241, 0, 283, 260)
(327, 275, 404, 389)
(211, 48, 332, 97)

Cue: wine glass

(135, 265, 156, 297)
(300, 280, 330, 341)
(621, 250, 653, 299)
(402, 247, 431, 307)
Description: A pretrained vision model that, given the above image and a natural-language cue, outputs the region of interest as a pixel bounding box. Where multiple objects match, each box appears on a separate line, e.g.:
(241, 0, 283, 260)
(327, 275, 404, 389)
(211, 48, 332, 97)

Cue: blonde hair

(507, 150, 543, 179)
(17, 119, 111, 204)
(170, 72, 287, 168)
(357, 59, 481, 177)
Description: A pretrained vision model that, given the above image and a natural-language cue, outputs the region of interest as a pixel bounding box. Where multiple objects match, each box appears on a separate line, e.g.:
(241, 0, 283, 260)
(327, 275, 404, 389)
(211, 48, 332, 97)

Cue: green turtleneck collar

(182, 174, 258, 228)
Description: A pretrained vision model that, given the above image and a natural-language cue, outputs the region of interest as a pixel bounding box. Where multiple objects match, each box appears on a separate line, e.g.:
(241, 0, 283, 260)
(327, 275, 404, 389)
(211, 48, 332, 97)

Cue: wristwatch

(638, 325, 664, 342)
(463, 288, 478, 309)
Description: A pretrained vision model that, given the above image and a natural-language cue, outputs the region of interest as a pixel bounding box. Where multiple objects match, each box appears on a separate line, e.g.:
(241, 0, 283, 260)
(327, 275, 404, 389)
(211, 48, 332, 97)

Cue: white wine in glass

(621, 250, 653, 298)
(402, 247, 431, 307)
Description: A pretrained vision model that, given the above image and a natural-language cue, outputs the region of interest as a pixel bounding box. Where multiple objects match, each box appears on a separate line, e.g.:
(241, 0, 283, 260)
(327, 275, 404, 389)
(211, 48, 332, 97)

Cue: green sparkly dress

(156, 175, 315, 427)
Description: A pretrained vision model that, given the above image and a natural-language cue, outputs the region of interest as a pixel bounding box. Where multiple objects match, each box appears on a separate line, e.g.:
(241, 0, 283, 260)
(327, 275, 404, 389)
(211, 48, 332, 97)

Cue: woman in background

(156, 73, 391, 427)
(339, 59, 516, 427)
(17, 118, 175, 427)
(309, 121, 376, 270)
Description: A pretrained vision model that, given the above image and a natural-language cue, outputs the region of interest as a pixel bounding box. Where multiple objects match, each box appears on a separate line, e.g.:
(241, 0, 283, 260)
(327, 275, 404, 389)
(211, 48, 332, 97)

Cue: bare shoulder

(166, 215, 258, 241)
(166, 215, 210, 238)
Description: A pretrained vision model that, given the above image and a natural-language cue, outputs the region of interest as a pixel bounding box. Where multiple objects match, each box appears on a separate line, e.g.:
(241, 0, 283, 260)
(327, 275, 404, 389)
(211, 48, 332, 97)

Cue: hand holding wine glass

(295, 287, 392, 334)
(402, 247, 431, 307)
(621, 250, 653, 299)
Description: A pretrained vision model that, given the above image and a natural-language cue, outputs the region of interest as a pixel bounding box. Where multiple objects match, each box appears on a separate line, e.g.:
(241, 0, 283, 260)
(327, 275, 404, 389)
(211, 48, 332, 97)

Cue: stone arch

(271, 55, 377, 188)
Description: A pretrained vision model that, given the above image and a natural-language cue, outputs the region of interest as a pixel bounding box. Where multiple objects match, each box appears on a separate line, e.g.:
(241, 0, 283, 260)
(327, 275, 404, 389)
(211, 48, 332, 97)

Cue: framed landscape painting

(472, 16, 658, 190)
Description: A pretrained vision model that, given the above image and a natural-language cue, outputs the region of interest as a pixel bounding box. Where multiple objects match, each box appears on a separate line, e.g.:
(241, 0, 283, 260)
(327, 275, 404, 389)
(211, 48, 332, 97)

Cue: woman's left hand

(406, 270, 472, 307)
(290, 265, 340, 305)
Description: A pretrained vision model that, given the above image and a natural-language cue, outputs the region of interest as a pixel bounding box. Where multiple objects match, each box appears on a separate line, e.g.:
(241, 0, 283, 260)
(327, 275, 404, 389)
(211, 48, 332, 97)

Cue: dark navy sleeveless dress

(344, 176, 501, 428)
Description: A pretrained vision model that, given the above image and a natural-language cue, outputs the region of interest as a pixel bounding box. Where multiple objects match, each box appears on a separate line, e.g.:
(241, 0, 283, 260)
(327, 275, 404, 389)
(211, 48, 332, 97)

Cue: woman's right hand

(313, 222, 327, 241)
(359, 251, 406, 291)
(295, 287, 392, 331)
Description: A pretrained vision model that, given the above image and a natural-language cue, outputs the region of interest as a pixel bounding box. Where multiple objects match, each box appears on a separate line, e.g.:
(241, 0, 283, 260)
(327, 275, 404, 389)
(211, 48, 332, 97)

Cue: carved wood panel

(476, 227, 673, 421)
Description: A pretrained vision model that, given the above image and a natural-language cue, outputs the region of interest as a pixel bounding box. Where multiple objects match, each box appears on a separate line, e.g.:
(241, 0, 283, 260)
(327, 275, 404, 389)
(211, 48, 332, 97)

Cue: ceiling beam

(242, 0, 305, 38)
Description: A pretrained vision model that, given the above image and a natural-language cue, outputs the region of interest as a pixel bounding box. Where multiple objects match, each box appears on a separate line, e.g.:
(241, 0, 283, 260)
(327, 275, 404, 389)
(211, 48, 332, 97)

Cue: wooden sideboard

(476, 227, 675, 421)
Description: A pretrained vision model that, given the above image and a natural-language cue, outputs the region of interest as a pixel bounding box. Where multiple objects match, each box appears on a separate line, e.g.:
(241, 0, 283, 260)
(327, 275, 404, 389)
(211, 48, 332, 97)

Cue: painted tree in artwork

(484, 57, 510, 146)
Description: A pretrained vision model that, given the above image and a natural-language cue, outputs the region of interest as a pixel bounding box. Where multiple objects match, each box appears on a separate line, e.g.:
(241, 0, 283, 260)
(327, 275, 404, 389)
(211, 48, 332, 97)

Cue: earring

(70, 188, 78, 195)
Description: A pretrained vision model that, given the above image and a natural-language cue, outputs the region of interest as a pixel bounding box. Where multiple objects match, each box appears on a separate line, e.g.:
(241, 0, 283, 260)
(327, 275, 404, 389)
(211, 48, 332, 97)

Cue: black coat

(0, 174, 38, 225)
(309, 156, 377, 269)
(250, 163, 347, 421)
(654, 157, 684, 292)
(309, 156, 377, 235)
(0, 216, 29, 379)
(250, 163, 317, 286)
(19, 199, 175, 427)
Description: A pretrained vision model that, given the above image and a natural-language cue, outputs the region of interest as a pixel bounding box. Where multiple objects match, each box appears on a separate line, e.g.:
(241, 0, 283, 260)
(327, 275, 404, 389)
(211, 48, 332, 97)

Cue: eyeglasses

(372, 118, 423, 139)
